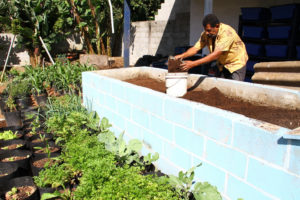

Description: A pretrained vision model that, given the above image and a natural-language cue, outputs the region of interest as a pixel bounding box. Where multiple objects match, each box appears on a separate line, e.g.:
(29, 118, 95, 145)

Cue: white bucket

(165, 72, 188, 97)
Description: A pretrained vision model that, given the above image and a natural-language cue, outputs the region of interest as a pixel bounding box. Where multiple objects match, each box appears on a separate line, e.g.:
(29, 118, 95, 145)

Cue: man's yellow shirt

(194, 23, 248, 73)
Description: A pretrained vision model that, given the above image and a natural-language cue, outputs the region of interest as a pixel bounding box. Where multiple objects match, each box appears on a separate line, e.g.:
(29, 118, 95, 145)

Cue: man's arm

(180, 49, 223, 71)
(174, 46, 199, 60)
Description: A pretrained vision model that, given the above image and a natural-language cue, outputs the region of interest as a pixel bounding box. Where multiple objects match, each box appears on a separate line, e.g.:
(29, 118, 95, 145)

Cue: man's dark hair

(202, 14, 220, 27)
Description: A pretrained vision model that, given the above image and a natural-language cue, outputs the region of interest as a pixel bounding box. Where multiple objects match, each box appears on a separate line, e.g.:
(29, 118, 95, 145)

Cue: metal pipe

(107, 0, 115, 34)
(39, 36, 55, 65)
(1, 35, 16, 82)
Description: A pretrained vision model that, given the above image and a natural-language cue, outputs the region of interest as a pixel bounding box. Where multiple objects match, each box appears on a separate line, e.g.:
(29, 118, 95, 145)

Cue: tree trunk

(68, 0, 95, 54)
(87, 0, 101, 55)
(28, 47, 41, 67)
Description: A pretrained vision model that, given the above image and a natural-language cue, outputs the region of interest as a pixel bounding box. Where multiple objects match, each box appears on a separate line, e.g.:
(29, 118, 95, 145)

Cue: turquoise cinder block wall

(82, 71, 300, 200)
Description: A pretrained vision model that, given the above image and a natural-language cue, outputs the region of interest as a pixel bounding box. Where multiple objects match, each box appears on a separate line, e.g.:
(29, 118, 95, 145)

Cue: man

(175, 14, 248, 81)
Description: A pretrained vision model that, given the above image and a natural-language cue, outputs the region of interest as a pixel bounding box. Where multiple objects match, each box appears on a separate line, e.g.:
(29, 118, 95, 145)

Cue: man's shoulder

(219, 23, 238, 37)
(220, 23, 235, 32)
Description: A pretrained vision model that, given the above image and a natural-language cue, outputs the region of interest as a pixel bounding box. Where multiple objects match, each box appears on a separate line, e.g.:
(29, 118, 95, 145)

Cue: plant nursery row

(0, 62, 229, 200)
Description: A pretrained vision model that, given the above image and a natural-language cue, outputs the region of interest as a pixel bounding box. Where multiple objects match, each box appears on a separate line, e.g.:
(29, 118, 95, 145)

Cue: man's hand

(174, 55, 183, 60)
(180, 60, 195, 71)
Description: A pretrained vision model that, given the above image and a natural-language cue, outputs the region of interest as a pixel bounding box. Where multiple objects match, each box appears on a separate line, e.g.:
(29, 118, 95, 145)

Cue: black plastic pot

(3, 111, 23, 127)
(30, 153, 60, 177)
(28, 134, 54, 150)
(0, 176, 38, 200)
(0, 163, 19, 184)
(0, 97, 8, 113)
(0, 139, 27, 152)
(38, 186, 56, 198)
(34, 93, 48, 107)
(0, 125, 23, 132)
(16, 97, 33, 110)
(0, 150, 32, 171)
(0, 129, 24, 141)
(33, 141, 61, 159)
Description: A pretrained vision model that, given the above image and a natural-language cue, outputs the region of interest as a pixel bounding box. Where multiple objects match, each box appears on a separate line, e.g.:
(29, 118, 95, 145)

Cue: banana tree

(10, 0, 73, 66)
(0, 0, 12, 32)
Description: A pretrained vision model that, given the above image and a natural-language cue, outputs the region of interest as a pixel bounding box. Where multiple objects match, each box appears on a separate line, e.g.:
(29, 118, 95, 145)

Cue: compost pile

(125, 77, 300, 129)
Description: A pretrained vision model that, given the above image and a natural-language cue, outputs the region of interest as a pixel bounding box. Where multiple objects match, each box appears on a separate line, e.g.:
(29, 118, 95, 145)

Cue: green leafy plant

(10, 0, 73, 66)
(98, 131, 143, 166)
(7, 187, 18, 196)
(34, 163, 73, 189)
(0, 130, 18, 140)
(165, 164, 202, 200)
(26, 66, 47, 95)
(6, 79, 32, 99)
(0, 0, 11, 32)
(193, 182, 222, 200)
(5, 96, 17, 112)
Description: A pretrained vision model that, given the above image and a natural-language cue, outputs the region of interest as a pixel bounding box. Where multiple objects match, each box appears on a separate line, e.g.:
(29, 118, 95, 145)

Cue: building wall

(82, 68, 300, 200)
(129, 0, 190, 66)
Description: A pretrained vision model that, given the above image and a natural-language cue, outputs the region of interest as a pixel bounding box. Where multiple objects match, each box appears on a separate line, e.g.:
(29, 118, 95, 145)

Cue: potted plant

(26, 66, 48, 106)
(3, 96, 22, 127)
(4, 176, 38, 200)
(7, 80, 33, 110)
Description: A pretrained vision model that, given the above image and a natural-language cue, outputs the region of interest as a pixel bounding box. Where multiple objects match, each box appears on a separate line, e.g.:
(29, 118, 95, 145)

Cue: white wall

(190, 0, 300, 46)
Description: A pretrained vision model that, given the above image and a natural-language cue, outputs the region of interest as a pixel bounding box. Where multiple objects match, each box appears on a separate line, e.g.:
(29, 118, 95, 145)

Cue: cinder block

(233, 119, 287, 167)
(132, 107, 150, 129)
(193, 157, 226, 193)
(206, 139, 247, 178)
(82, 72, 92, 86)
(103, 95, 117, 112)
(143, 129, 164, 154)
(247, 158, 300, 200)
(156, 156, 181, 177)
(124, 85, 143, 106)
(149, 115, 173, 141)
(93, 90, 106, 106)
(111, 81, 126, 100)
(116, 99, 131, 118)
(126, 121, 143, 141)
(174, 125, 204, 156)
(164, 98, 193, 129)
(92, 76, 111, 94)
(141, 90, 165, 116)
(94, 102, 113, 121)
(164, 142, 192, 170)
(194, 106, 236, 144)
(227, 175, 274, 200)
(110, 112, 126, 132)
(289, 140, 300, 175)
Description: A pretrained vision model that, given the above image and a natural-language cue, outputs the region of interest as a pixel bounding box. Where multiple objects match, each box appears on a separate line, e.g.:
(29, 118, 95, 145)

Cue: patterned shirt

(194, 23, 248, 73)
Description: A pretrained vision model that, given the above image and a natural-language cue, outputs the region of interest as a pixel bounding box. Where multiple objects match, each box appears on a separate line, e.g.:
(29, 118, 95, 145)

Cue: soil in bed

(125, 77, 300, 129)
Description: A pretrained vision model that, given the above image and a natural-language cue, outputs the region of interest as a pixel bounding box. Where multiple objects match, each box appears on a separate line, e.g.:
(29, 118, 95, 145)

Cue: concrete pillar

(204, 0, 213, 16)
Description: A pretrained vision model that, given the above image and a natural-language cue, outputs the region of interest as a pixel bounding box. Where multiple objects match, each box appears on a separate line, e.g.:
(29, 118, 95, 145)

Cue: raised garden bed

(125, 76, 300, 129)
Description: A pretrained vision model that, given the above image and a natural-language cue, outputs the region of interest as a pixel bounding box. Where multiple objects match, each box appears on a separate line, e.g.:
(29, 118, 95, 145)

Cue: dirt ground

(125, 77, 300, 129)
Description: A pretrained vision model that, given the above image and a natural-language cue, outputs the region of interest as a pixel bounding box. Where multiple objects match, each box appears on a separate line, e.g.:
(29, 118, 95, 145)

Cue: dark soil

(5, 186, 36, 200)
(0, 144, 23, 150)
(33, 158, 54, 168)
(35, 147, 60, 154)
(168, 57, 185, 73)
(125, 77, 300, 129)
(1, 156, 29, 162)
